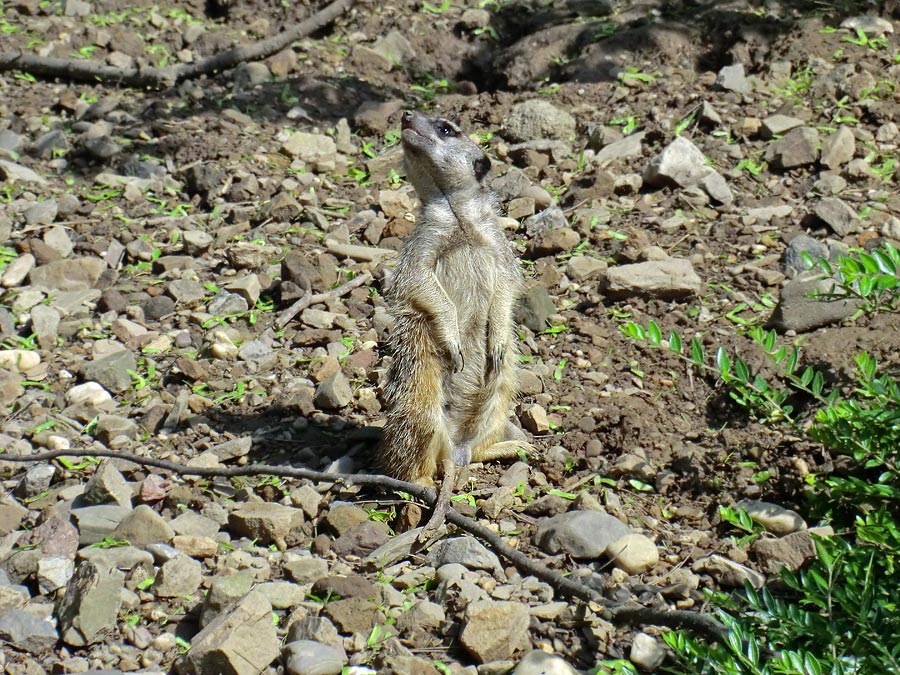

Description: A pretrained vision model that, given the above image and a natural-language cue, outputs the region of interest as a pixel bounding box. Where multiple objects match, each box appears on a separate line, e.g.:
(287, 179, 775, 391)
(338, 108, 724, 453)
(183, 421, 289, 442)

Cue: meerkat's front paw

(487, 346, 505, 374)
(448, 344, 465, 373)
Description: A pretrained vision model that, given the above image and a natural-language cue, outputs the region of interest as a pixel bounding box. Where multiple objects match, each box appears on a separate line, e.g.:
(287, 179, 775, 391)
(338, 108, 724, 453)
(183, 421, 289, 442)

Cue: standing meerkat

(379, 110, 530, 534)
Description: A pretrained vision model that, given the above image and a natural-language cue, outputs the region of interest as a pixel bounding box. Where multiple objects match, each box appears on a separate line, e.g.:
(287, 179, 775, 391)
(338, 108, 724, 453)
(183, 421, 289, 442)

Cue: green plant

(842, 27, 887, 51)
(805, 242, 900, 316)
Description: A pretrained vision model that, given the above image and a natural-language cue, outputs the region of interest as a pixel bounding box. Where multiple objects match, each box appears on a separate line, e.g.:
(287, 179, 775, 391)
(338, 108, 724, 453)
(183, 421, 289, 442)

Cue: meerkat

(378, 110, 531, 536)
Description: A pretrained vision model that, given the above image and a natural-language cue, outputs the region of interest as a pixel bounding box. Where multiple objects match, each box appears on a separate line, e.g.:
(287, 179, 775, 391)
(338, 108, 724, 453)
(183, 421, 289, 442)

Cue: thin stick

(0, 447, 727, 642)
(275, 271, 372, 329)
(0, 0, 356, 88)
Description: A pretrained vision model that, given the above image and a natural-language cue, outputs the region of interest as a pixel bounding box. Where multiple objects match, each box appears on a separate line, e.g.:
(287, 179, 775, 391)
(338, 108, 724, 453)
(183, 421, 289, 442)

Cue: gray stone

(460, 600, 531, 663)
(0, 129, 23, 154)
(229, 502, 303, 545)
(504, 100, 576, 142)
(77, 545, 153, 570)
(0, 609, 59, 653)
(427, 536, 502, 572)
(535, 510, 631, 558)
(170, 511, 220, 538)
(239, 339, 274, 361)
(527, 226, 581, 258)
(760, 114, 805, 139)
(30, 304, 60, 349)
(814, 198, 860, 236)
(282, 133, 338, 169)
(113, 504, 175, 548)
(83, 349, 137, 394)
(283, 640, 347, 675)
(630, 632, 666, 671)
(765, 127, 819, 169)
(284, 557, 329, 584)
(234, 61, 271, 87)
(821, 126, 856, 170)
(23, 200, 58, 227)
(606, 533, 660, 574)
(207, 291, 249, 316)
(516, 285, 556, 331)
(782, 234, 829, 276)
(141, 295, 176, 321)
(58, 562, 125, 646)
(566, 256, 607, 281)
(752, 526, 833, 574)
(0, 159, 48, 184)
(66, 381, 113, 408)
(768, 271, 862, 333)
(693, 554, 766, 589)
(840, 15, 894, 34)
(29, 257, 105, 291)
(178, 589, 280, 675)
(168, 279, 206, 306)
(644, 136, 732, 203)
(71, 504, 131, 545)
(736, 499, 807, 535)
(287, 616, 343, 648)
(201, 569, 256, 627)
(715, 63, 751, 94)
(314, 372, 352, 409)
(1, 252, 36, 287)
(182, 230, 214, 255)
(513, 650, 579, 675)
(595, 132, 645, 165)
(15, 463, 55, 499)
(226, 275, 262, 306)
(603, 259, 703, 299)
(257, 580, 306, 609)
(93, 414, 139, 446)
(152, 555, 202, 598)
(82, 461, 133, 508)
(37, 555, 74, 593)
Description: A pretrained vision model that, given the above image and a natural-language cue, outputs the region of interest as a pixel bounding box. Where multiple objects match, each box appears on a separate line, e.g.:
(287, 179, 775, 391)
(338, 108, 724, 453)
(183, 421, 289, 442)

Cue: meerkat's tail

(378, 314, 451, 484)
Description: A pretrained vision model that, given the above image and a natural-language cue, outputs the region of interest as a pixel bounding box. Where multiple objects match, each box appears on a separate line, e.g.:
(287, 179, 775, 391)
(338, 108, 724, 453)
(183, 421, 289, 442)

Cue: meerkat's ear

(473, 153, 491, 182)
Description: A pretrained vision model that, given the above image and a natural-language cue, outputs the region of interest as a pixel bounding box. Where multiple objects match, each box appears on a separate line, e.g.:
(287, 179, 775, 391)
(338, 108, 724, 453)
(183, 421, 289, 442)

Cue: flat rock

(715, 63, 750, 94)
(314, 371, 352, 409)
(504, 100, 576, 142)
(426, 536, 502, 572)
(768, 271, 861, 333)
(693, 554, 765, 589)
(814, 197, 860, 236)
(820, 126, 856, 170)
(752, 526, 833, 574)
(760, 114, 805, 139)
(535, 510, 631, 558)
(602, 258, 702, 299)
(71, 504, 132, 545)
(460, 600, 531, 663)
(765, 127, 819, 169)
(0, 609, 59, 653)
(0, 158, 48, 184)
(82, 349, 137, 394)
(152, 555, 202, 597)
(782, 234, 828, 276)
(177, 589, 280, 675)
(736, 499, 807, 534)
(82, 461, 133, 508)
(29, 257, 105, 291)
(201, 569, 256, 627)
(595, 131, 645, 165)
(229, 502, 303, 545)
(513, 650, 579, 675)
(606, 533, 660, 574)
(322, 596, 382, 635)
(113, 504, 175, 548)
(57, 562, 125, 646)
(283, 639, 347, 675)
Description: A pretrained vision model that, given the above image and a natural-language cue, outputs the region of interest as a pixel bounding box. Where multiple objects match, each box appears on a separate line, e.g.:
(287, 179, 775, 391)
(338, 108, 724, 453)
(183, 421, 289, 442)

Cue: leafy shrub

(621, 243, 900, 675)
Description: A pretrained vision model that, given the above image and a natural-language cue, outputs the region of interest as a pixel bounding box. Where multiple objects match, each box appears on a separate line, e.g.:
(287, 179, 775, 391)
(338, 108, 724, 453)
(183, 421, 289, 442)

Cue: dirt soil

(1, 0, 900, 673)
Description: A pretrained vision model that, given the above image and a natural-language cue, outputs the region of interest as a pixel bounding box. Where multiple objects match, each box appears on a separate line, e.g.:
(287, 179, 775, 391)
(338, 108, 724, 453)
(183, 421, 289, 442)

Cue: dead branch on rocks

(2, 447, 728, 643)
(275, 271, 373, 329)
(0, 0, 356, 88)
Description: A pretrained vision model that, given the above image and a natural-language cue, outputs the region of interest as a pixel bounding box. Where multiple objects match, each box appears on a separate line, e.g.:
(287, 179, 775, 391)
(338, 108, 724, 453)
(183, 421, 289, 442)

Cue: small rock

(820, 126, 856, 170)
(735, 500, 806, 534)
(283, 640, 348, 675)
(602, 258, 702, 299)
(595, 132, 645, 165)
(606, 533, 660, 574)
(93, 414, 139, 446)
(630, 632, 666, 671)
(513, 650, 579, 675)
(182, 230, 214, 255)
(178, 589, 280, 675)
(781, 234, 828, 276)
(760, 114, 805, 139)
(814, 198, 860, 236)
(715, 63, 750, 94)
(28, 257, 105, 291)
(765, 127, 819, 169)
(23, 200, 58, 226)
(83, 349, 137, 394)
(535, 510, 631, 558)
(15, 463, 55, 499)
(1, 253, 36, 287)
(527, 226, 580, 258)
(768, 271, 861, 332)
(229, 502, 303, 545)
(0, 609, 59, 654)
(516, 285, 555, 331)
(282, 133, 338, 169)
(284, 557, 329, 584)
(427, 536, 501, 572)
(57, 561, 125, 646)
(152, 555, 202, 597)
(201, 569, 256, 626)
(113, 504, 175, 547)
(71, 504, 131, 546)
(208, 291, 249, 316)
(82, 461, 133, 508)
(752, 527, 833, 574)
(0, 349, 40, 372)
(504, 100, 576, 142)
(840, 15, 893, 34)
(322, 596, 382, 635)
(314, 372, 353, 409)
(644, 136, 732, 203)
(520, 404, 549, 434)
(460, 600, 531, 663)
(693, 554, 765, 589)
(30, 304, 60, 349)
(43, 225, 73, 257)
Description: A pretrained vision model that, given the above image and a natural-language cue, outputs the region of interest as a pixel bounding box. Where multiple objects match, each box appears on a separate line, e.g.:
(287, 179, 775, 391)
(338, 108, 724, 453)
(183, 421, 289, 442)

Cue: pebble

(513, 650, 579, 675)
(602, 258, 702, 299)
(504, 100, 576, 142)
(460, 600, 531, 663)
(427, 536, 502, 573)
(630, 632, 666, 671)
(283, 640, 347, 675)
(736, 499, 807, 534)
(606, 533, 660, 574)
(535, 510, 631, 558)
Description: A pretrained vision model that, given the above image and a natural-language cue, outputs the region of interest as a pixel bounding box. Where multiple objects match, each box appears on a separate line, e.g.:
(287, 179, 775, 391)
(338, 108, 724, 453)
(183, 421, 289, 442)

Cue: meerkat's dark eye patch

(473, 153, 491, 182)
(434, 120, 458, 137)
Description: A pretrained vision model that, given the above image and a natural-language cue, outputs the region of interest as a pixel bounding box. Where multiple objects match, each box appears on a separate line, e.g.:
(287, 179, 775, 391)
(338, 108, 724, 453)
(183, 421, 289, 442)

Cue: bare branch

(0, 446, 728, 642)
(0, 0, 356, 88)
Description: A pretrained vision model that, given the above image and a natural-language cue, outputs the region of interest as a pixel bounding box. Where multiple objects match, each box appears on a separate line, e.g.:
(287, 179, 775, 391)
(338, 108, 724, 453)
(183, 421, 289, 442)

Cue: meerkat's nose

(401, 111, 414, 128)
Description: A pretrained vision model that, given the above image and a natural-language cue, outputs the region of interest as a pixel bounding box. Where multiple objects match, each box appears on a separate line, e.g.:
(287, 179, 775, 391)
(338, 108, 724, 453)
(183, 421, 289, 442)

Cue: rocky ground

(1, 0, 900, 673)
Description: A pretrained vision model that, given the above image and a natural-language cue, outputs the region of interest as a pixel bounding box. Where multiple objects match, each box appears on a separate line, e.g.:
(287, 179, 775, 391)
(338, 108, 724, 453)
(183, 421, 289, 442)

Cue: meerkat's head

(400, 111, 491, 200)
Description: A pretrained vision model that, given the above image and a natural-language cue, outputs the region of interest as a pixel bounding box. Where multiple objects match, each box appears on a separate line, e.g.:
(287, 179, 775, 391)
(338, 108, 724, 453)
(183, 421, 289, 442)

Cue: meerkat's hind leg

(472, 439, 537, 463)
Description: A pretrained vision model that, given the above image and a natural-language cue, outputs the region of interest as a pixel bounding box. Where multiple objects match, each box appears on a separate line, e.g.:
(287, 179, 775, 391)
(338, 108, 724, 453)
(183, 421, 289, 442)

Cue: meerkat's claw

(450, 347, 465, 374)
(488, 347, 505, 375)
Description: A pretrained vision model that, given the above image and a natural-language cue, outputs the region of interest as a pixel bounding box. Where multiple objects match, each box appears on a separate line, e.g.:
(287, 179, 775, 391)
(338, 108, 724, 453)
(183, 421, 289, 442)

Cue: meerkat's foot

(472, 439, 538, 463)
(418, 458, 456, 544)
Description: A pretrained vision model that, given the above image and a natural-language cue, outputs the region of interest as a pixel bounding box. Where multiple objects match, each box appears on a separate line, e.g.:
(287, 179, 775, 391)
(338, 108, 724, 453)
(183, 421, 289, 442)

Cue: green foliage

(622, 244, 900, 675)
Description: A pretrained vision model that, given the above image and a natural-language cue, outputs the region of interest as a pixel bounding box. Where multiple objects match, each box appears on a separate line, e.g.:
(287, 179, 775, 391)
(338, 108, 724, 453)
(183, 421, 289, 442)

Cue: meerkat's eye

(435, 121, 456, 137)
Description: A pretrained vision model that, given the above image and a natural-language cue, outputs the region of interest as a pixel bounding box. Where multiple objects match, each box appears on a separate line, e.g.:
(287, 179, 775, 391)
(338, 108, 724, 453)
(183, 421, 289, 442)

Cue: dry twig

(1, 447, 728, 642)
(275, 271, 373, 329)
(0, 0, 356, 88)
